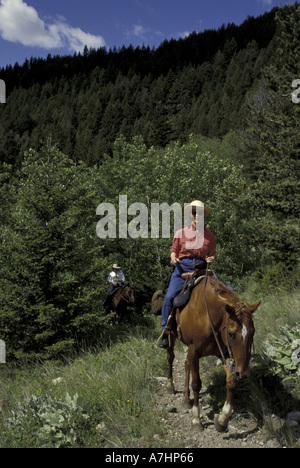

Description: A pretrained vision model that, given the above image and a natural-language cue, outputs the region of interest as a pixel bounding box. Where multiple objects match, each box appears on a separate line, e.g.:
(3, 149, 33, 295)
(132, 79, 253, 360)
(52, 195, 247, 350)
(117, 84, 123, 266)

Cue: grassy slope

(0, 289, 299, 448)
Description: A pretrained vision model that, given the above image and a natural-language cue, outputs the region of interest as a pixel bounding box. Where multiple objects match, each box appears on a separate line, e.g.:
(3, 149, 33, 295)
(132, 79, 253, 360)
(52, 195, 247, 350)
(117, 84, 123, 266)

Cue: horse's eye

(228, 332, 235, 340)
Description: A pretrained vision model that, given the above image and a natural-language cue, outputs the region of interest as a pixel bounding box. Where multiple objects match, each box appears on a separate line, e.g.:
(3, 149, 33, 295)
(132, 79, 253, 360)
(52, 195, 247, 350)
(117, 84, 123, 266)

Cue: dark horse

(109, 283, 135, 323)
(166, 275, 260, 432)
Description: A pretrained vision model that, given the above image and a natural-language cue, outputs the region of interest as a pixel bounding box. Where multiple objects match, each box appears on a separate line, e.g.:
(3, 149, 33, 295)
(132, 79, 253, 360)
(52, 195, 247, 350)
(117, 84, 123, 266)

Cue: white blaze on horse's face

(242, 324, 248, 343)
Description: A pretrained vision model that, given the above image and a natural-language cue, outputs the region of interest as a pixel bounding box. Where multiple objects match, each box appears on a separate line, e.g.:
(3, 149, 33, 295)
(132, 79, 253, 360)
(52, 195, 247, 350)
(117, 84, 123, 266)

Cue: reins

(120, 285, 134, 304)
(203, 268, 234, 367)
(203, 267, 242, 369)
(112, 285, 129, 305)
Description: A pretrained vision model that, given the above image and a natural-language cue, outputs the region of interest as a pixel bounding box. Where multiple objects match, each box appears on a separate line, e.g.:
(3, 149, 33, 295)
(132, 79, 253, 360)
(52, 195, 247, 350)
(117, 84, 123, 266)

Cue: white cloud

(178, 31, 191, 40)
(127, 24, 149, 41)
(260, 0, 273, 5)
(0, 0, 106, 51)
(50, 21, 106, 51)
(132, 25, 146, 37)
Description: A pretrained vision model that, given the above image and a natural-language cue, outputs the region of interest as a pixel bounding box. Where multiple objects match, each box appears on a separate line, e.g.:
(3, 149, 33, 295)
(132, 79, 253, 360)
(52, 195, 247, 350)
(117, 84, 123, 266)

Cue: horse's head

(124, 283, 135, 304)
(224, 301, 260, 380)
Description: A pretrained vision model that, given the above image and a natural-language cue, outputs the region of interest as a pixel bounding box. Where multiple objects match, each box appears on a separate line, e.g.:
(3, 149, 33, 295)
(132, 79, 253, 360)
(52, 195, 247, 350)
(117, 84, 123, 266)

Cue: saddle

(173, 269, 213, 309)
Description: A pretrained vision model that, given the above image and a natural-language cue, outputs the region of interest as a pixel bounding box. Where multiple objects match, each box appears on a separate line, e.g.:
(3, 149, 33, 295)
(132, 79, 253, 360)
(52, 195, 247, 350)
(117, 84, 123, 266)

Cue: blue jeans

(161, 258, 206, 330)
(161, 259, 234, 331)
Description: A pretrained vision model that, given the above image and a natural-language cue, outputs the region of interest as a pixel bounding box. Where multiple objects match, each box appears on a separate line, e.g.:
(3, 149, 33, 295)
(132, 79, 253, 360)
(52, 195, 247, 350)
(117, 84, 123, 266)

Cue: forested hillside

(0, 4, 299, 360)
(0, 7, 278, 166)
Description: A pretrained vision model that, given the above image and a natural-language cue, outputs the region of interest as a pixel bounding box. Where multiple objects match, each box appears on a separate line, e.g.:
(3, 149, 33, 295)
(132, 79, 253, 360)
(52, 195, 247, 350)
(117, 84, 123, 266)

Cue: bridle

(203, 268, 248, 370)
(120, 285, 134, 304)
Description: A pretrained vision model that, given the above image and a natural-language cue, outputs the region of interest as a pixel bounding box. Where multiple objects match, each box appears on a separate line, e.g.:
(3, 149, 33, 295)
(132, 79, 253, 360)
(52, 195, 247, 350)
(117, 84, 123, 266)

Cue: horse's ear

(225, 304, 235, 316)
(249, 301, 261, 314)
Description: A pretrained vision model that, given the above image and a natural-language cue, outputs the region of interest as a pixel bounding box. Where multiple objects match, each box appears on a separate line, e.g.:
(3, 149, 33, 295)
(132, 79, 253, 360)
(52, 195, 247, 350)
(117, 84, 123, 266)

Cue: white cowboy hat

(113, 264, 121, 269)
(184, 200, 211, 217)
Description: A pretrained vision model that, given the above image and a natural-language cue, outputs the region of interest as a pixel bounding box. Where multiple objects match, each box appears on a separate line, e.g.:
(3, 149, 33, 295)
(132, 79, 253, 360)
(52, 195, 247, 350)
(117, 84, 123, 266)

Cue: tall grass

(0, 322, 170, 448)
(243, 287, 300, 349)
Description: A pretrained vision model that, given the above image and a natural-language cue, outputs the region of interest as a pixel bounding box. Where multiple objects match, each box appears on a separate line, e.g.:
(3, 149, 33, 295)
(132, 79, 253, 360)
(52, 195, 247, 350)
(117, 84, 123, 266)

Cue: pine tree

(0, 144, 108, 359)
(245, 4, 300, 269)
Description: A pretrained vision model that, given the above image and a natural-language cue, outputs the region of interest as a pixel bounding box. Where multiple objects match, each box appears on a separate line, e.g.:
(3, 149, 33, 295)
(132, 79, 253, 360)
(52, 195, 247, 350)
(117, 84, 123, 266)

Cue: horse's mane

(209, 275, 234, 297)
(208, 276, 249, 317)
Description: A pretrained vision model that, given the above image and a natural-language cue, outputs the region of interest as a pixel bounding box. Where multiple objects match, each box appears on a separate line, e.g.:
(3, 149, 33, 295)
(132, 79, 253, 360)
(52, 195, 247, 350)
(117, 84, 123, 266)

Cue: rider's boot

(158, 311, 174, 349)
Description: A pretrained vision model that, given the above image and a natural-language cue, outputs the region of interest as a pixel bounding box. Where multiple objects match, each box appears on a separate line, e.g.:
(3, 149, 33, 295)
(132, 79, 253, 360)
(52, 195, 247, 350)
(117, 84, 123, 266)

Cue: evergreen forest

(0, 4, 299, 360)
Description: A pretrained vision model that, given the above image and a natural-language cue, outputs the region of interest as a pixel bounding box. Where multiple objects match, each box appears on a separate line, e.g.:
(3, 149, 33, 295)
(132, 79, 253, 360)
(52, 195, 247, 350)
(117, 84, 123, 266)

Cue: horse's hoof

(182, 400, 192, 410)
(166, 380, 175, 395)
(214, 414, 228, 433)
(192, 422, 204, 433)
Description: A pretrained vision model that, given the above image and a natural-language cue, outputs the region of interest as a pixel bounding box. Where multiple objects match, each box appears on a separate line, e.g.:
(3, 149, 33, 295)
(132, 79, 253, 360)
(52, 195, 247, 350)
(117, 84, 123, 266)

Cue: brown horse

(109, 283, 135, 323)
(166, 275, 260, 432)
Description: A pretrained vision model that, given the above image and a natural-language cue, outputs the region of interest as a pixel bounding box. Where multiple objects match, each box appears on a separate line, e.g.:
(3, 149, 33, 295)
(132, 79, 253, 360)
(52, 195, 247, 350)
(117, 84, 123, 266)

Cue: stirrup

(156, 330, 165, 344)
(157, 333, 170, 349)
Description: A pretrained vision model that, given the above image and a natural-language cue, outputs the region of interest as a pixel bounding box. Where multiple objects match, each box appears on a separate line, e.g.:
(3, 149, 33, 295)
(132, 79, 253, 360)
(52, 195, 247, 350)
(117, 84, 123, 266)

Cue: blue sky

(0, 0, 297, 69)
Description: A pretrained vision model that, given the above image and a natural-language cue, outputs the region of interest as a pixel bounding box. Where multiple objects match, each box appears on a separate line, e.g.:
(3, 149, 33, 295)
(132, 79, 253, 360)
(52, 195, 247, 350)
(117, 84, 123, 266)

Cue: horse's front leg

(214, 360, 236, 432)
(166, 334, 176, 394)
(182, 356, 191, 409)
(188, 345, 203, 432)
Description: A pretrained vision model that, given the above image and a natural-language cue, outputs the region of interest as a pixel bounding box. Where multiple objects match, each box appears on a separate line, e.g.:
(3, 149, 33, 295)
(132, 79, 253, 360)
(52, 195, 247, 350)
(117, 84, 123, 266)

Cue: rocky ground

(154, 348, 288, 449)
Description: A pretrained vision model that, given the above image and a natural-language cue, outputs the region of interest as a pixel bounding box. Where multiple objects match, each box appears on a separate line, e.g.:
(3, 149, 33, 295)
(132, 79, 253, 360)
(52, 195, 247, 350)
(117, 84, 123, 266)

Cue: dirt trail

(155, 348, 282, 449)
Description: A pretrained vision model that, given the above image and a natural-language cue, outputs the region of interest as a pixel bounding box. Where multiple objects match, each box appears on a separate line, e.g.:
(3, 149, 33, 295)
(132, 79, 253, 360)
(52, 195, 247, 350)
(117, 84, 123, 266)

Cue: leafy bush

(263, 324, 300, 382)
(3, 392, 89, 448)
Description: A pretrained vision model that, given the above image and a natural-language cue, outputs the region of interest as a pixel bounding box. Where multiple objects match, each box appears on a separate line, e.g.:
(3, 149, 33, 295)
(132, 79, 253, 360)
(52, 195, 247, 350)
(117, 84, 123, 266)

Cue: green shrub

(3, 392, 89, 448)
(263, 323, 300, 382)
